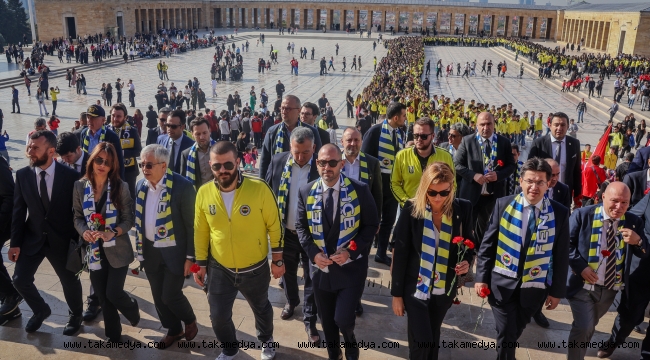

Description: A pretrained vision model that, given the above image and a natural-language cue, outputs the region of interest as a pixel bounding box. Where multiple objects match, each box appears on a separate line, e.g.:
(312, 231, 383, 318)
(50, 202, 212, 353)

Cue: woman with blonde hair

(391, 162, 475, 360)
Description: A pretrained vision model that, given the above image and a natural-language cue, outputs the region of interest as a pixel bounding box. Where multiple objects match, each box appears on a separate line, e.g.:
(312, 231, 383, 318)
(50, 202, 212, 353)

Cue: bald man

(566, 182, 648, 360)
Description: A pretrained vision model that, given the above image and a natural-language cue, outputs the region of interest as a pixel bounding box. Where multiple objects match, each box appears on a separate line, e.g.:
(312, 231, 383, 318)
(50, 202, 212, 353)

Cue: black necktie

(391, 130, 398, 150)
(484, 139, 492, 157)
(604, 219, 617, 289)
(519, 205, 537, 277)
(169, 140, 176, 171)
(554, 140, 562, 164)
(39, 170, 50, 211)
(324, 188, 334, 227)
(73, 163, 78, 172)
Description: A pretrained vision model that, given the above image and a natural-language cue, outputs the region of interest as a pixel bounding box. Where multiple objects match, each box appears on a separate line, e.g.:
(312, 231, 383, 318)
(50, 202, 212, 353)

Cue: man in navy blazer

(296, 144, 379, 360)
(265, 127, 321, 343)
(544, 159, 572, 210)
(623, 158, 650, 207)
(627, 144, 650, 173)
(8, 131, 83, 335)
(0, 156, 20, 325)
(566, 182, 648, 360)
(475, 158, 570, 360)
(136, 144, 198, 348)
(157, 109, 194, 174)
(79, 104, 125, 179)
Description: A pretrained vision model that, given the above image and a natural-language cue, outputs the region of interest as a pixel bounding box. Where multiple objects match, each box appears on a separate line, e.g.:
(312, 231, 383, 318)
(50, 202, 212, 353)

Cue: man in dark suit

(79, 104, 125, 179)
(265, 127, 320, 344)
(566, 182, 648, 360)
(135, 144, 198, 348)
(180, 118, 215, 189)
(627, 144, 650, 173)
(544, 158, 572, 210)
(475, 157, 570, 360)
(260, 95, 322, 180)
(8, 131, 84, 335)
(157, 109, 193, 174)
(147, 107, 170, 146)
(623, 156, 650, 207)
(296, 144, 380, 360)
(300, 102, 330, 145)
(361, 101, 407, 266)
(528, 111, 581, 202)
(454, 111, 515, 246)
(0, 156, 20, 325)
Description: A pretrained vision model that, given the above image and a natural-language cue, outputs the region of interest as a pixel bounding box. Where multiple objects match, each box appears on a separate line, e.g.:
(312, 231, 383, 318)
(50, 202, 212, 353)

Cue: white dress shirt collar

(550, 134, 566, 144)
(146, 175, 167, 191)
(36, 160, 56, 178)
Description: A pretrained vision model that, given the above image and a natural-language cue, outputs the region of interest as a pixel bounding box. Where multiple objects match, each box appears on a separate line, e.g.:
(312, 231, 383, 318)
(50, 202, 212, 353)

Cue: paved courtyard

(0, 31, 647, 359)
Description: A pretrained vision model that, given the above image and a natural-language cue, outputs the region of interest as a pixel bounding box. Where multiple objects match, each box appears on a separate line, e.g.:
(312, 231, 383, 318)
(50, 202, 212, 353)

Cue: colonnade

(560, 17, 611, 51)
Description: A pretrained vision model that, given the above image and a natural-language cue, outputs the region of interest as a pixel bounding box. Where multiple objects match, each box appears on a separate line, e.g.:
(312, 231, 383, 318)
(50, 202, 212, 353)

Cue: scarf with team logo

(475, 133, 498, 174)
(185, 140, 216, 187)
(415, 205, 452, 300)
(273, 121, 303, 155)
(82, 180, 117, 270)
(306, 174, 360, 271)
(82, 127, 105, 153)
(277, 156, 312, 222)
(377, 120, 404, 173)
(584, 206, 625, 290)
(135, 168, 176, 261)
(494, 194, 555, 288)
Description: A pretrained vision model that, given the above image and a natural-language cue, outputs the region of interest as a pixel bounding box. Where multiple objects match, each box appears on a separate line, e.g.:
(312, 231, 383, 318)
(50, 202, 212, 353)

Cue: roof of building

(565, 2, 650, 12)
(207, 0, 563, 11)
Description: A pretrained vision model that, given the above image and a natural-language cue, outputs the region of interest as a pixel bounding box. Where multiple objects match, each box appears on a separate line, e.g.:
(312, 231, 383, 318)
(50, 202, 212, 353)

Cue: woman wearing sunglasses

(72, 142, 140, 342)
(390, 162, 475, 360)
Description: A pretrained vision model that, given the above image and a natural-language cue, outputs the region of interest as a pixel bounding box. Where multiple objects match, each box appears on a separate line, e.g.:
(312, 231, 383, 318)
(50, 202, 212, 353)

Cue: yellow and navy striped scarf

(306, 174, 360, 269)
(82, 127, 105, 153)
(277, 156, 312, 222)
(342, 152, 369, 185)
(476, 133, 497, 174)
(273, 121, 303, 155)
(81, 180, 117, 270)
(185, 140, 216, 187)
(378, 120, 403, 174)
(415, 206, 452, 299)
(135, 168, 176, 261)
(584, 206, 625, 291)
(495, 194, 556, 288)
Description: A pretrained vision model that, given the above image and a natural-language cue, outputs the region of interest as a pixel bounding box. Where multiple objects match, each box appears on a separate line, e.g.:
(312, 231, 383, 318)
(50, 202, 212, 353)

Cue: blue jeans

(577, 110, 584, 123)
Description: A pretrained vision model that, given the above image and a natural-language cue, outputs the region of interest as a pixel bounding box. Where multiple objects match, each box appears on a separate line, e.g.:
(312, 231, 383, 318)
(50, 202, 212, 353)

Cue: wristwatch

(272, 259, 284, 267)
(109, 228, 118, 235)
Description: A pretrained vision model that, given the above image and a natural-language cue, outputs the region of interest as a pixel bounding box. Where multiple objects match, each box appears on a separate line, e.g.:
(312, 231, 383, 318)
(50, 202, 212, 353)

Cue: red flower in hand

(452, 297, 461, 305)
(497, 160, 504, 167)
(190, 263, 201, 274)
(452, 236, 464, 244)
(463, 239, 475, 249)
(645, 188, 650, 195)
(131, 268, 139, 275)
(478, 287, 491, 298)
(601, 249, 612, 258)
(348, 240, 357, 251)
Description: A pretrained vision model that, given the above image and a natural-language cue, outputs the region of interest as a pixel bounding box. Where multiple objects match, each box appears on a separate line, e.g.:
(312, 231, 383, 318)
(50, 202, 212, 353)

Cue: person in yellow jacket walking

(194, 141, 284, 360)
(49, 86, 60, 116)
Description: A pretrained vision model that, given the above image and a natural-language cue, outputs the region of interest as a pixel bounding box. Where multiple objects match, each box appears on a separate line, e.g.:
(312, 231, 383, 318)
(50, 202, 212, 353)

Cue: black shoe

(0, 293, 23, 315)
(83, 304, 102, 322)
(305, 324, 320, 344)
(63, 313, 83, 335)
(25, 307, 52, 333)
(355, 303, 363, 317)
(127, 297, 140, 327)
(533, 311, 550, 328)
(634, 325, 645, 334)
(107, 336, 122, 343)
(374, 255, 392, 266)
(0, 307, 22, 326)
(280, 304, 295, 320)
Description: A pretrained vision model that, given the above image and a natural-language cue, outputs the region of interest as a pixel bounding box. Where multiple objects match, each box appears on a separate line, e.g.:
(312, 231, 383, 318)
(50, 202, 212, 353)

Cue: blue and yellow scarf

(341, 152, 369, 185)
(135, 168, 176, 261)
(415, 205, 452, 299)
(273, 121, 303, 155)
(185, 140, 216, 187)
(475, 133, 498, 174)
(277, 156, 312, 222)
(378, 120, 403, 174)
(82, 180, 117, 270)
(584, 206, 625, 291)
(82, 127, 105, 154)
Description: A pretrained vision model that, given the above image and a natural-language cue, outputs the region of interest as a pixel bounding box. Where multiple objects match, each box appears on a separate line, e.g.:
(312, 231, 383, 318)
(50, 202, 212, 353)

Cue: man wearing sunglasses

(295, 144, 379, 360)
(194, 141, 283, 360)
(157, 109, 193, 174)
(265, 127, 320, 344)
(146, 107, 170, 145)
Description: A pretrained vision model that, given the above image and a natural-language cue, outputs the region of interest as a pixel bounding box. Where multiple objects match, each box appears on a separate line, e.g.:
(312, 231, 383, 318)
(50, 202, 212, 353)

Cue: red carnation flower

(348, 240, 357, 251)
(452, 236, 464, 244)
(645, 188, 650, 195)
(601, 249, 612, 258)
(190, 263, 201, 274)
(497, 160, 504, 167)
(478, 288, 491, 298)
(464, 239, 475, 249)
(453, 298, 461, 305)
(131, 268, 139, 275)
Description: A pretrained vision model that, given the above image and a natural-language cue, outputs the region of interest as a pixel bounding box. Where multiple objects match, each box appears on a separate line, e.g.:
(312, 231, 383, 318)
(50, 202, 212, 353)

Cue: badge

(408, 165, 414, 174)
(209, 205, 216, 215)
(157, 226, 168, 238)
(417, 276, 423, 286)
(240, 205, 251, 216)
(501, 253, 512, 266)
(382, 158, 391, 166)
(433, 271, 440, 284)
(529, 266, 542, 278)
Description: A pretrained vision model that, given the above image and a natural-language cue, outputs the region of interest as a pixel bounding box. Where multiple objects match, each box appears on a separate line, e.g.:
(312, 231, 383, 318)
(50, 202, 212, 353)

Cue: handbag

(66, 237, 83, 273)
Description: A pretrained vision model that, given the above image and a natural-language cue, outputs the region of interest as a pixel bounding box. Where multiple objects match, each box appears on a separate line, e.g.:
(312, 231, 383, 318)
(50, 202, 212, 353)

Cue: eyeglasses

(448, 134, 458, 138)
(166, 124, 182, 130)
(300, 112, 313, 116)
(138, 162, 163, 169)
(522, 179, 547, 187)
(413, 133, 432, 140)
(281, 107, 299, 111)
(316, 160, 341, 168)
(211, 162, 236, 171)
(427, 188, 452, 198)
(93, 157, 110, 167)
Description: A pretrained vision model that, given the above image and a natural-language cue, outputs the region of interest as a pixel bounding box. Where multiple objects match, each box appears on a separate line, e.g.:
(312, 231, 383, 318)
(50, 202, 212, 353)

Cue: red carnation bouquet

(446, 236, 475, 296)
(90, 213, 105, 230)
(474, 287, 491, 332)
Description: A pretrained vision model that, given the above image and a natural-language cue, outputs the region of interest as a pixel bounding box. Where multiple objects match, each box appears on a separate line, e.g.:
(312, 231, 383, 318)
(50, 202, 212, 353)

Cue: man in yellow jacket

(194, 141, 283, 360)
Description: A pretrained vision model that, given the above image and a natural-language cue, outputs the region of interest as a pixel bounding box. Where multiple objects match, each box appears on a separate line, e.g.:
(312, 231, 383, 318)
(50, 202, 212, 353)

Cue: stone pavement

(0, 31, 648, 359)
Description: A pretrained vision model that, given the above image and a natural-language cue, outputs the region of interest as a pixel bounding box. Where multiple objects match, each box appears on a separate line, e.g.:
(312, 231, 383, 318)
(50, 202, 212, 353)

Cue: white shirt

(128, 83, 135, 91)
(596, 211, 618, 286)
(144, 176, 166, 241)
(221, 189, 235, 218)
(646, 169, 650, 190)
(321, 180, 340, 221)
(35, 161, 55, 200)
(520, 197, 543, 244)
(343, 156, 361, 182)
(285, 161, 311, 230)
(550, 135, 567, 183)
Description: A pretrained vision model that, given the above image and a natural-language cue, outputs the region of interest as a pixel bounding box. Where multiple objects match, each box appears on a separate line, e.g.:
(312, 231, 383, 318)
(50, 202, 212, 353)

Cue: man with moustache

(106, 103, 141, 204)
(157, 109, 193, 174)
(80, 104, 125, 178)
(194, 141, 283, 360)
(180, 118, 216, 189)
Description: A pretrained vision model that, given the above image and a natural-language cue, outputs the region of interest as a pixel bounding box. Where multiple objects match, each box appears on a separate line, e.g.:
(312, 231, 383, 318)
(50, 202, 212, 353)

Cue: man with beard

(8, 130, 84, 335)
(180, 118, 216, 189)
(107, 103, 141, 204)
(194, 141, 283, 360)
(80, 104, 125, 178)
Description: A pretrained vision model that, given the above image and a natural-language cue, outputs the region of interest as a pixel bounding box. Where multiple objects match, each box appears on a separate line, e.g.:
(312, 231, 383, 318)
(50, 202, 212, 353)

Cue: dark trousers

(347, 104, 354, 118)
(124, 169, 139, 209)
(128, 91, 135, 107)
(11, 99, 19, 112)
(116, 92, 122, 103)
(0, 241, 18, 299)
(143, 239, 196, 336)
(313, 272, 364, 360)
(489, 286, 537, 360)
(254, 132, 262, 148)
(12, 241, 83, 316)
(282, 230, 317, 326)
(377, 173, 398, 258)
(606, 263, 650, 351)
(475, 195, 496, 248)
(52, 100, 57, 115)
(403, 283, 454, 360)
(207, 259, 274, 356)
(90, 256, 139, 340)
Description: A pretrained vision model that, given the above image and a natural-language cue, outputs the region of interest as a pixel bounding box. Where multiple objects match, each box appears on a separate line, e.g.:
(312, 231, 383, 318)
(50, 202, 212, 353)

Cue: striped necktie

(604, 219, 617, 289)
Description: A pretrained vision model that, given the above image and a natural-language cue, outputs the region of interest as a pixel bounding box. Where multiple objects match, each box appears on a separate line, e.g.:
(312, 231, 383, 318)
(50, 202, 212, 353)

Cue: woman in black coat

(391, 162, 475, 360)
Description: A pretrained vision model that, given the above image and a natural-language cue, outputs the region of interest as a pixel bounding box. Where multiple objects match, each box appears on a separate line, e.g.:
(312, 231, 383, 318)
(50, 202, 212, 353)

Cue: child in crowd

(243, 148, 254, 172)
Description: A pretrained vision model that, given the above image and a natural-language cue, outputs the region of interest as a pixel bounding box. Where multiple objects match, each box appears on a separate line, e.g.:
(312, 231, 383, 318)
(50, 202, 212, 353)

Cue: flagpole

(27, 0, 37, 43)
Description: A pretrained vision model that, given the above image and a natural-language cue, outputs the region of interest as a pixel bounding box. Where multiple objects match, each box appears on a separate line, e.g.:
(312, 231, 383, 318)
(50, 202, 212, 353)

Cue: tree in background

(1, 0, 32, 45)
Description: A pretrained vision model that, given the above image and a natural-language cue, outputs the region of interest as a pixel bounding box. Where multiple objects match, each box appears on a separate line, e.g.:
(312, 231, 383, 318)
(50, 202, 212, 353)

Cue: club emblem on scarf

(530, 266, 542, 278)
(382, 158, 390, 166)
(209, 205, 216, 215)
(501, 253, 512, 266)
(433, 271, 440, 284)
(157, 226, 168, 238)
